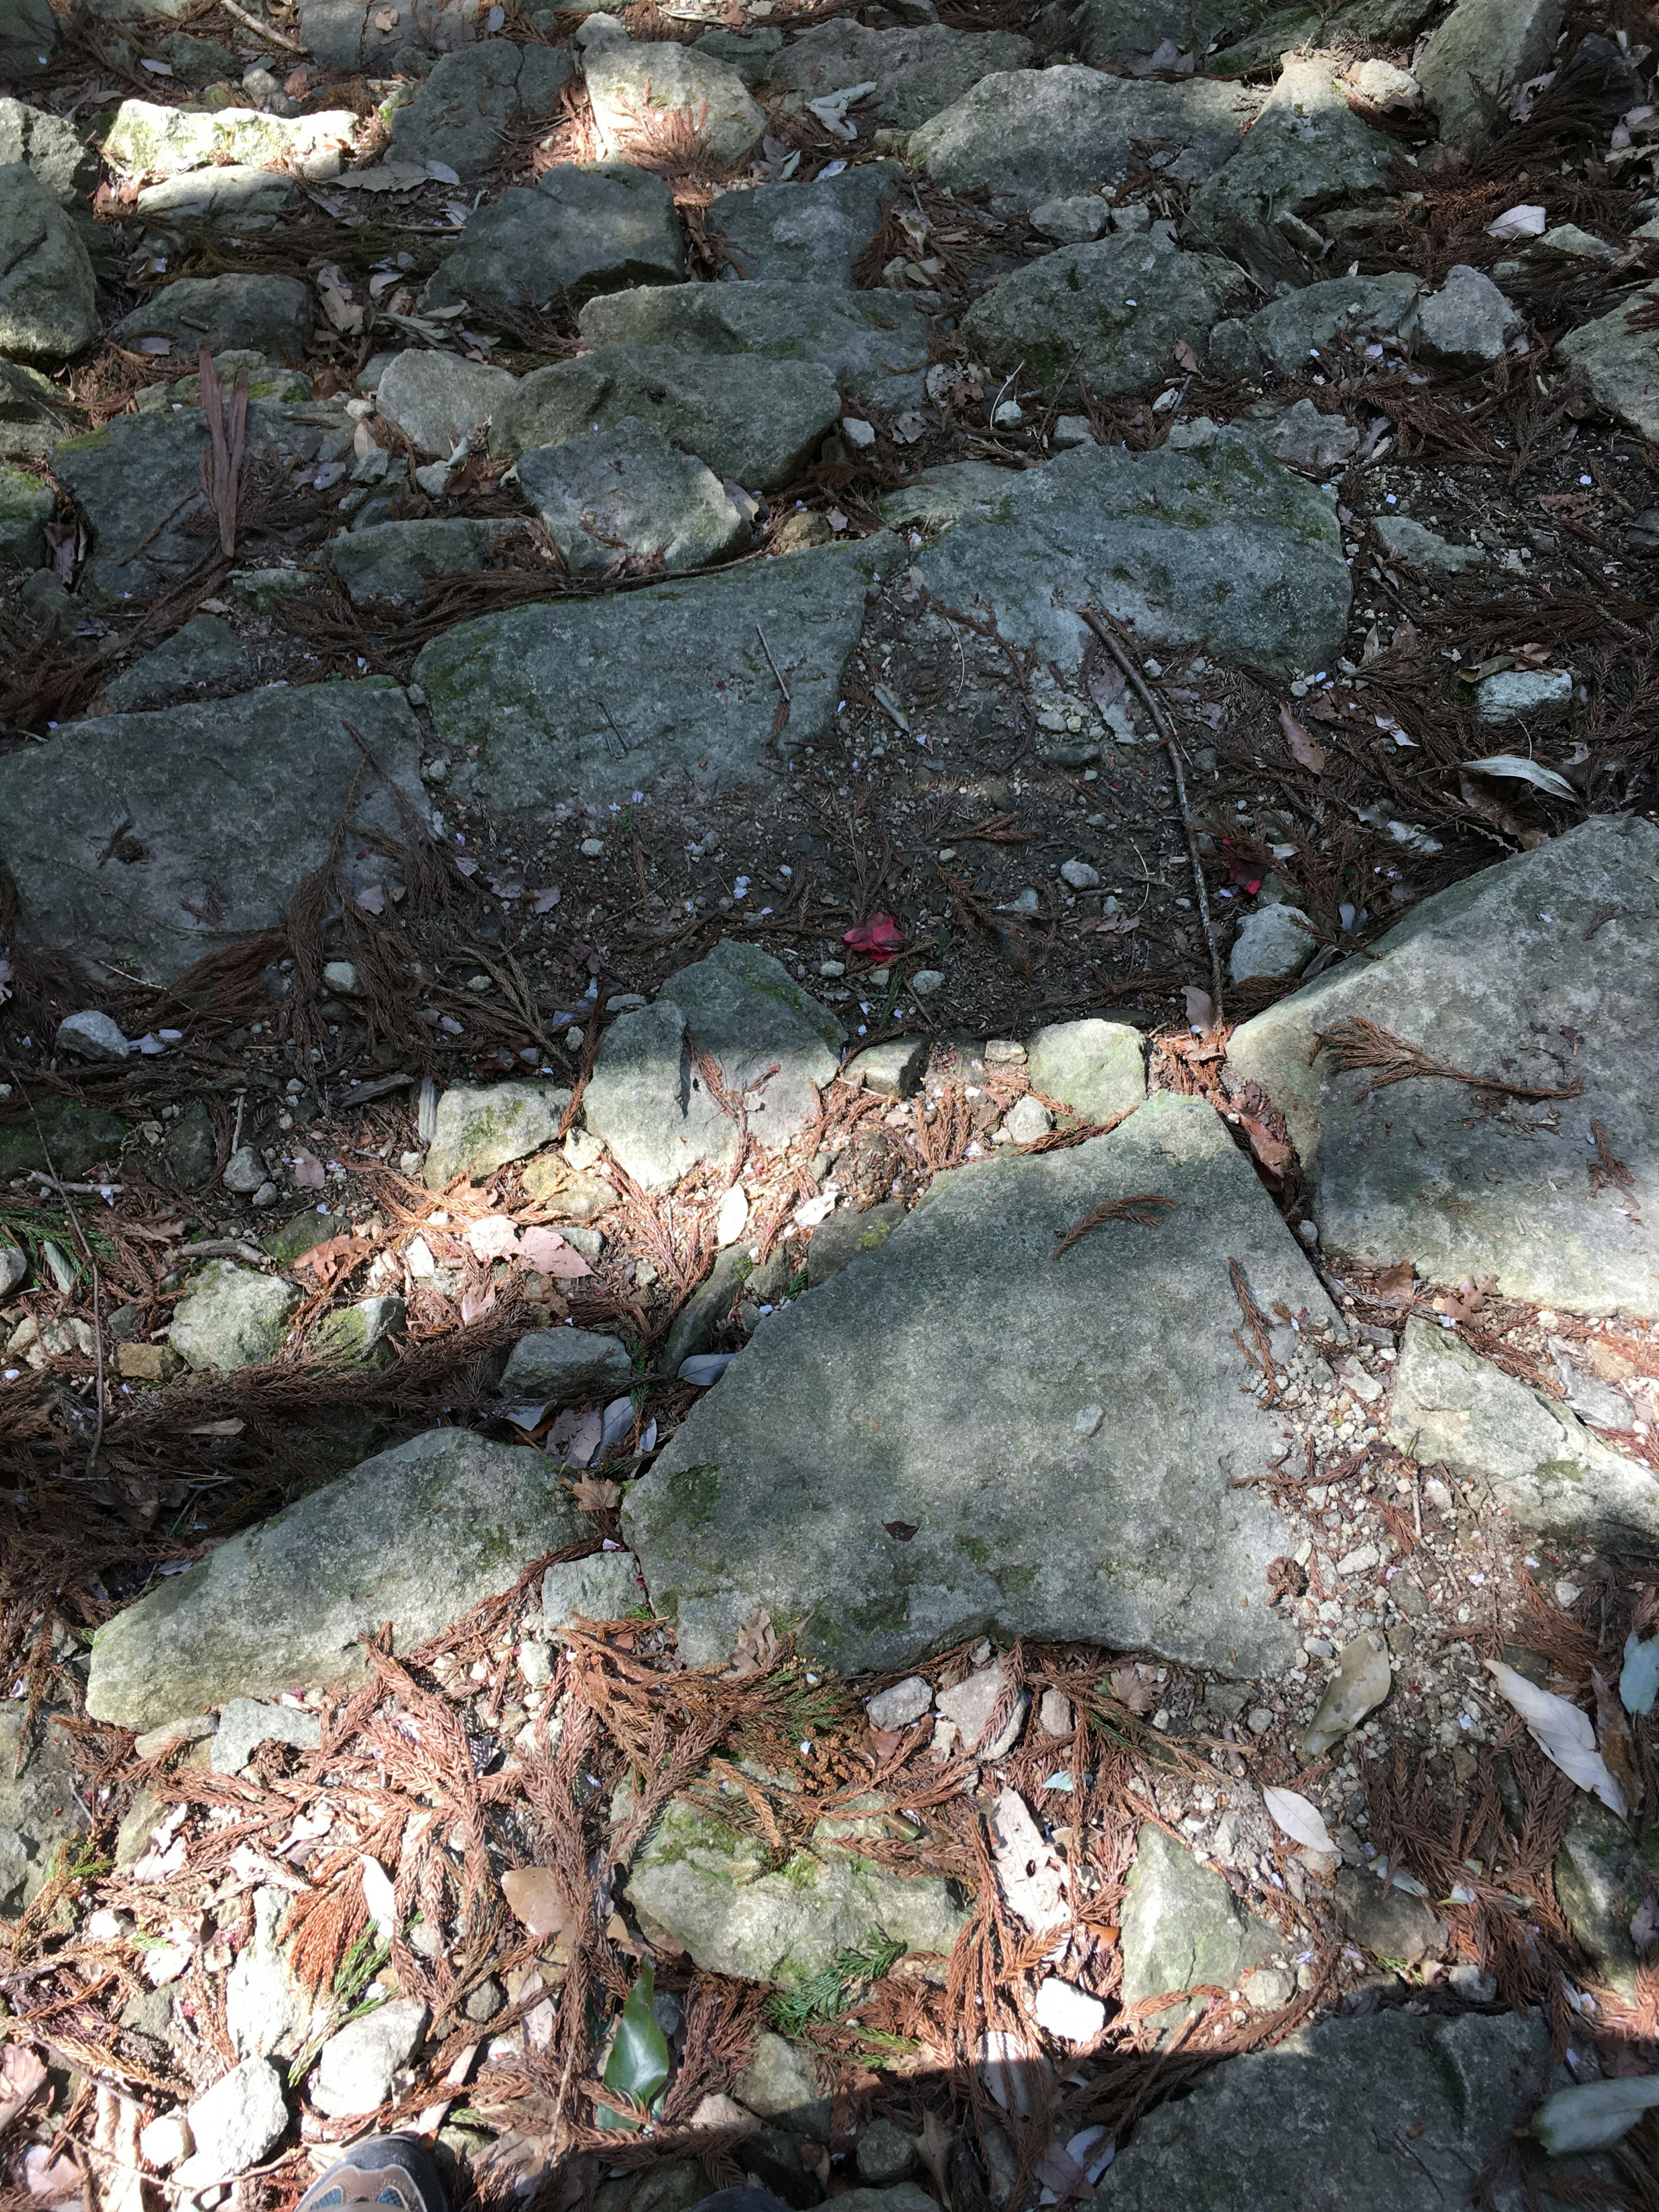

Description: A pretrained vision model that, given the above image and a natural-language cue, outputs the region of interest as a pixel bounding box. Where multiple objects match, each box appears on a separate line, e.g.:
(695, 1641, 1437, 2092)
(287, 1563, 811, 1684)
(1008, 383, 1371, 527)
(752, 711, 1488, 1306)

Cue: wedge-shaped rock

(1217, 270, 1421, 376)
(624, 1795, 967, 1984)
(763, 19, 1033, 130)
(86, 1431, 585, 1729)
(110, 273, 314, 365)
(909, 66, 1261, 204)
(1227, 817, 1659, 1316)
(1093, 2012, 1549, 2211)
(388, 39, 572, 178)
(578, 280, 930, 409)
(0, 357, 68, 458)
(0, 681, 421, 985)
(1387, 1318, 1659, 1544)
(423, 1077, 571, 1189)
(1119, 1826, 1278, 2031)
(327, 517, 529, 605)
(518, 418, 750, 575)
(1417, 0, 1563, 145)
(0, 97, 97, 201)
(0, 0, 58, 73)
(413, 534, 894, 808)
(420, 162, 685, 317)
(490, 343, 839, 488)
(0, 162, 96, 364)
(1181, 57, 1396, 286)
(1557, 284, 1659, 442)
(375, 349, 518, 455)
(963, 230, 1246, 398)
(584, 42, 764, 166)
(911, 430, 1348, 678)
(708, 161, 902, 286)
(624, 1092, 1323, 1676)
(135, 163, 298, 231)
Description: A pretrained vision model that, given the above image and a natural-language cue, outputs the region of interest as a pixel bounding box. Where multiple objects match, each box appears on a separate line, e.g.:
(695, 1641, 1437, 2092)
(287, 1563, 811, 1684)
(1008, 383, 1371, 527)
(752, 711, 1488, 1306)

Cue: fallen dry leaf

(460, 1283, 497, 1326)
(722, 1606, 779, 1681)
(568, 1478, 622, 1510)
(465, 1214, 521, 1262)
(501, 1865, 572, 1941)
(1486, 1660, 1627, 1814)
(290, 1150, 326, 1191)
(1278, 704, 1326, 774)
(519, 1224, 592, 1277)
(1263, 1786, 1336, 1855)
(1372, 1258, 1416, 1310)
(1108, 1665, 1158, 1716)
(1172, 337, 1200, 372)
(0, 2045, 46, 2133)
(1594, 1668, 1642, 1814)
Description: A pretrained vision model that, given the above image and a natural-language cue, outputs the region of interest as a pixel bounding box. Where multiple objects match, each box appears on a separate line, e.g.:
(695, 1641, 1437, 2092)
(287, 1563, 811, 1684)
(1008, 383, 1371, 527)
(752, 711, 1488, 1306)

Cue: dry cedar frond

(1312, 1015, 1585, 1102)
(1051, 1193, 1175, 1259)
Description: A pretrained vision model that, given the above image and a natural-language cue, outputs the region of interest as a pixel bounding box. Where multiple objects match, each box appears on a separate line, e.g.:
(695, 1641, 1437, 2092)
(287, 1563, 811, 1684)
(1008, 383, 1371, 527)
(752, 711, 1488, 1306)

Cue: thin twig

(219, 0, 305, 44)
(27, 1174, 125, 1197)
(755, 622, 790, 704)
(1312, 1016, 1584, 1102)
(1080, 607, 1224, 1022)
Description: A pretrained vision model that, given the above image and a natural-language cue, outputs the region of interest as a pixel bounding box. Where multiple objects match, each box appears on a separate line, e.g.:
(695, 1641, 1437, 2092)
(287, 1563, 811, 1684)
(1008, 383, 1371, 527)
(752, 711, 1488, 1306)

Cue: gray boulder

(624, 1792, 967, 1983)
(910, 67, 1262, 204)
(1211, 0, 1438, 73)
(582, 1000, 743, 1195)
(1024, 1018, 1145, 1126)
(0, 680, 422, 985)
(1227, 818, 1659, 1317)
(1224, 271, 1421, 377)
(0, 357, 68, 458)
(109, 274, 314, 365)
(0, 161, 97, 364)
(373, 349, 518, 454)
(1119, 1825, 1278, 2028)
(389, 40, 572, 178)
(1334, 1863, 1446, 1964)
(413, 533, 895, 807)
(135, 164, 299, 231)
(542, 1549, 643, 1627)
(1069, 0, 1258, 64)
(0, 1703, 89, 1913)
(737, 2031, 833, 2139)
(424, 1078, 570, 1188)
(578, 280, 931, 410)
(1417, 0, 1563, 145)
(1557, 285, 1659, 442)
(1181, 58, 1396, 286)
(962, 230, 1246, 399)
(0, 98, 96, 201)
(499, 1326, 633, 1405)
(176, 2058, 288, 2189)
(1093, 2011, 1549, 2211)
(517, 417, 750, 574)
(313, 1998, 427, 2118)
(0, 1096, 129, 1181)
(170, 1261, 299, 1373)
(624, 1091, 1327, 1676)
(763, 19, 1033, 131)
(912, 431, 1349, 679)
(420, 162, 686, 316)
(709, 162, 902, 285)
(1262, 397, 1360, 473)
(0, 0, 58, 71)
(583, 42, 765, 166)
(86, 1430, 586, 1729)
(103, 614, 249, 711)
(804, 1201, 905, 1286)
(327, 517, 527, 605)
(1554, 1795, 1650, 2004)
(1386, 1317, 1659, 1545)
(301, 0, 478, 70)
(210, 1697, 324, 1776)
(490, 343, 839, 491)
(1406, 263, 1522, 368)
(652, 939, 844, 1152)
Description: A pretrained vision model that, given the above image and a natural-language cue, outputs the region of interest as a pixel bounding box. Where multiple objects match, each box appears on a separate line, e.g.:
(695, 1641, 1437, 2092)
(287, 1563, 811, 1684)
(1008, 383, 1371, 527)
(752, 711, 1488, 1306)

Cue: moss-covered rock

(424, 1078, 571, 1189)
(0, 1096, 130, 1180)
(169, 1260, 299, 1372)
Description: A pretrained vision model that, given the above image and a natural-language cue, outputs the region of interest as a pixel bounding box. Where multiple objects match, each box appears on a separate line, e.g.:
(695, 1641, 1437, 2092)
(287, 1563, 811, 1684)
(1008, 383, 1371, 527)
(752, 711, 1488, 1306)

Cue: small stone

(867, 1675, 933, 1730)
(856, 2118, 918, 2184)
(1004, 1095, 1053, 1145)
(1474, 667, 1573, 724)
(910, 967, 945, 995)
(1447, 1962, 1497, 2002)
(581, 836, 606, 857)
(1039, 1688, 1073, 1737)
(1241, 1965, 1294, 2009)
(737, 2031, 834, 2141)
(541, 1550, 641, 1630)
(312, 1998, 427, 2118)
(1347, 58, 1419, 109)
(170, 1261, 299, 1373)
(1247, 1707, 1273, 1734)
(1335, 1865, 1446, 1965)
(222, 1145, 268, 1195)
(210, 1697, 322, 1776)
(464, 1977, 504, 2024)
(424, 1079, 570, 1189)
(843, 415, 877, 449)
(1033, 1975, 1106, 2043)
(321, 960, 362, 996)
(499, 1328, 632, 1406)
(1060, 858, 1101, 890)
(1052, 414, 1093, 448)
(1230, 904, 1315, 984)
(176, 2058, 287, 2187)
(1408, 264, 1522, 369)
(845, 1033, 929, 1097)
(140, 2113, 193, 2171)
(56, 1008, 134, 1062)
(935, 1662, 1028, 1758)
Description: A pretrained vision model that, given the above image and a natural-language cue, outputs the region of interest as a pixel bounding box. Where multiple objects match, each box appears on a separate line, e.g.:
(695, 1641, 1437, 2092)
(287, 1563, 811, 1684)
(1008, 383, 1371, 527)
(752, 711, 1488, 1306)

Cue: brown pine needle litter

(1310, 1016, 1585, 1102)
(1051, 1193, 1176, 1259)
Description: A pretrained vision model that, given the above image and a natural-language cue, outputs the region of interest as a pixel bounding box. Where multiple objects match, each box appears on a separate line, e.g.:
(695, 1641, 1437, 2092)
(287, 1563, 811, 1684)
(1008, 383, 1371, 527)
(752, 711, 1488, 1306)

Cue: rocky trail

(5, 0, 1659, 2200)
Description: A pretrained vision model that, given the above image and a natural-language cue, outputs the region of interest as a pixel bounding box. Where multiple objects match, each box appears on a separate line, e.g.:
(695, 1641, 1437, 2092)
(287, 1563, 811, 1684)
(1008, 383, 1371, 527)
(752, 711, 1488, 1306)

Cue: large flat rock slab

(912, 430, 1349, 677)
(388, 39, 572, 179)
(1093, 2010, 1548, 2212)
(909, 67, 1261, 204)
(420, 161, 686, 317)
(0, 680, 421, 985)
(86, 1431, 585, 1729)
(625, 1092, 1327, 1678)
(413, 535, 895, 809)
(1227, 817, 1659, 1317)
(763, 19, 1033, 131)
(707, 162, 902, 286)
